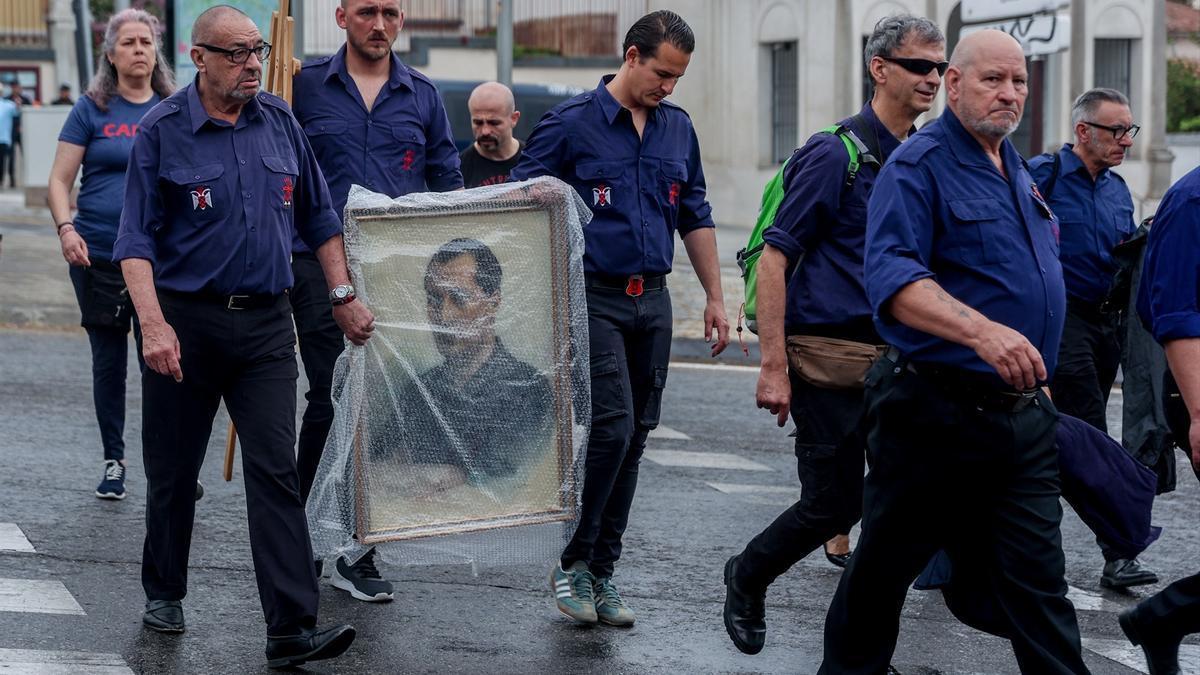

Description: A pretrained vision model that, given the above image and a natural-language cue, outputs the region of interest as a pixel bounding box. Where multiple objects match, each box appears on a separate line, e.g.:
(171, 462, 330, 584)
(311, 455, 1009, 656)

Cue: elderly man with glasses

(1028, 89, 1152, 590)
(113, 5, 370, 668)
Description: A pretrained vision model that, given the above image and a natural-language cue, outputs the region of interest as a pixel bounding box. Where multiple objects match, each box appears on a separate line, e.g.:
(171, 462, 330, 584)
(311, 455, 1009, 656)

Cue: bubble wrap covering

(307, 177, 591, 567)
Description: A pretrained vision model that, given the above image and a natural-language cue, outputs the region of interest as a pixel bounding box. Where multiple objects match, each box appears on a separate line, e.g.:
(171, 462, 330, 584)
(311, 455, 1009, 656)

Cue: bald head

(946, 29, 1028, 143)
(191, 5, 250, 46)
(468, 82, 521, 160)
(468, 82, 516, 116)
(950, 29, 1023, 74)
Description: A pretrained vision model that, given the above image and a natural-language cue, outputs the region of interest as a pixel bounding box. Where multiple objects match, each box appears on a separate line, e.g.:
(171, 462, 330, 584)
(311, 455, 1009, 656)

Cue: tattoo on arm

(924, 279, 971, 319)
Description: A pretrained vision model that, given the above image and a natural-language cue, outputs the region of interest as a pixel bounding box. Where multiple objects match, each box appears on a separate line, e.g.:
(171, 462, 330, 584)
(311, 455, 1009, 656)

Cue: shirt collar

(594, 74, 661, 125)
(1058, 143, 1105, 180)
(940, 106, 1022, 172)
(858, 102, 909, 163)
(185, 76, 262, 134)
(324, 45, 414, 92)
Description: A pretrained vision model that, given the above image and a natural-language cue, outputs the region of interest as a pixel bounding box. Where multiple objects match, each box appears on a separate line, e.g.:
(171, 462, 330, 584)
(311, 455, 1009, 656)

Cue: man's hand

(59, 230, 90, 267)
(334, 300, 375, 345)
(968, 320, 1046, 389)
(756, 364, 791, 427)
(142, 319, 182, 382)
(704, 298, 730, 356)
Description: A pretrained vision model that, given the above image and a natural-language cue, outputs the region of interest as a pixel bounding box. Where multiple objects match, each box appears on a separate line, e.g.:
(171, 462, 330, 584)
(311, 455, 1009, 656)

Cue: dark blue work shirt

(509, 75, 714, 276)
(764, 103, 902, 339)
(113, 80, 342, 295)
(291, 46, 462, 251)
(1030, 144, 1136, 304)
(865, 107, 1066, 380)
(1137, 165, 1200, 343)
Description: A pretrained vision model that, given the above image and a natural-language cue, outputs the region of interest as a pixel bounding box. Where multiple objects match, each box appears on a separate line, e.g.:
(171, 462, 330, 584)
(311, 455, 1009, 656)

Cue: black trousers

(820, 356, 1088, 675)
(289, 252, 343, 503)
(560, 285, 672, 579)
(1052, 304, 1122, 433)
(141, 293, 318, 634)
(738, 373, 866, 586)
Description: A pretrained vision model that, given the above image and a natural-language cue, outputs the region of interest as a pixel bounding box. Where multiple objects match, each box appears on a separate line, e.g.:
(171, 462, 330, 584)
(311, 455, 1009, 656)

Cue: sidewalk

(0, 190, 761, 361)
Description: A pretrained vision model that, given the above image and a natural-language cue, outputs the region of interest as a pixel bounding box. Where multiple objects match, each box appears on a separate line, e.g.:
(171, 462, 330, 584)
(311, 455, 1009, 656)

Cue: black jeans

(289, 252, 343, 503)
(737, 372, 866, 586)
(69, 264, 143, 462)
(560, 285, 672, 579)
(820, 356, 1088, 675)
(141, 292, 318, 634)
(1052, 304, 1122, 433)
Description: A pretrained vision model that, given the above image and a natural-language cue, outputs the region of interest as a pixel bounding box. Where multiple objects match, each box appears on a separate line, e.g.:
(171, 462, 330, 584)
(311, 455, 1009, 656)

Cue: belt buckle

(1010, 390, 1038, 412)
(625, 274, 644, 297)
(227, 294, 249, 310)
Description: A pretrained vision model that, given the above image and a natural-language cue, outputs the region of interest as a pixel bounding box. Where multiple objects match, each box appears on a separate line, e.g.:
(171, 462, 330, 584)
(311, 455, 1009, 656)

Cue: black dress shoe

(143, 599, 185, 634)
(824, 545, 851, 569)
(1102, 558, 1159, 589)
(1120, 606, 1181, 675)
(266, 624, 356, 669)
(723, 555, 766, 655)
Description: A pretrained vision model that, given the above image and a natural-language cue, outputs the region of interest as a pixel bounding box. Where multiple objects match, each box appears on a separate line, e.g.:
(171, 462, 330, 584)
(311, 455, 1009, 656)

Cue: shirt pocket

(576, 160, 625, 211)
(946, 198, 1012, 265)
(390, 124, 427, 175)
(164, 163, 226, 224)
(303, 118, 348, 164)
(658, 159, 688, 220)
(261, 154, 299, 215)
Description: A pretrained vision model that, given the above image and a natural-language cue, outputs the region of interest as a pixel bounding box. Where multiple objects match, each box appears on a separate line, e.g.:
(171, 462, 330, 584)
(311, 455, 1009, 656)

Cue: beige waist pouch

(785, 336, 887, 389)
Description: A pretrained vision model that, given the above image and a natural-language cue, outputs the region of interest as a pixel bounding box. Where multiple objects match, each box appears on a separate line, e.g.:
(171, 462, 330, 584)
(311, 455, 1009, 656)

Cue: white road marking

(0, 648, 132, 674)
(1082, 637, 1200, 674)
(648, 425, 691, 441)
(669, 361, 759, 373)
(0, 523, 34, 553)
(706, 482, 799, 506)
(1066, 585, 1128, 614)
(645, 450, 772, 472)
(0, 579, 85, 616)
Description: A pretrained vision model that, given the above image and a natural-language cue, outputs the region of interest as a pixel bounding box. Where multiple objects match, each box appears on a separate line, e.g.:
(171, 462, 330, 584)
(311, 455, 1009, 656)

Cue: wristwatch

(328, 283, 356, 306)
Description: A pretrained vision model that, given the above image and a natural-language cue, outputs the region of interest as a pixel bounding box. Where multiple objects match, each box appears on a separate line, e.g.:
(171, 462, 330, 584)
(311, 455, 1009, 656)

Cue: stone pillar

(48, 0, 80, 93)
(1147, 0, 1175, 199)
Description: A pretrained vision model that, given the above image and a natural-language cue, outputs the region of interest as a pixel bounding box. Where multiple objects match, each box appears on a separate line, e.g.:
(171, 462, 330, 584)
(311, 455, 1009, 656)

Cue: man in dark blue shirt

(113, 6, 370, 668)
(819, 31, 1087, 674)
(510, 10, 730, 627)
(1030, 88, 1151, 591)
(1123, 164, 1200, 675)
(721, 15, 945, 656)
(289, 0, 463, 603)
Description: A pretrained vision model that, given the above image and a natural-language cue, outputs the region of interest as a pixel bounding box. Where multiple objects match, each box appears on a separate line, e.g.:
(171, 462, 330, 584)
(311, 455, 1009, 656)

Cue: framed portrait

(342, 185, 582, 545)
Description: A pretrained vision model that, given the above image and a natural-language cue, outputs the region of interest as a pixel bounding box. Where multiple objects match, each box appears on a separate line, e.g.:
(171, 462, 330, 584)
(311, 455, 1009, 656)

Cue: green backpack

(736, 116, 881, 334)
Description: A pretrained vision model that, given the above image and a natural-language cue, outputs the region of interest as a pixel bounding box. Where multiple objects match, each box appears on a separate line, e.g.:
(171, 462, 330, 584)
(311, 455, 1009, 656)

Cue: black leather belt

(882, 346, 1039, 413)
(585, 273, 666, 297)
(160, 289, 284, 310)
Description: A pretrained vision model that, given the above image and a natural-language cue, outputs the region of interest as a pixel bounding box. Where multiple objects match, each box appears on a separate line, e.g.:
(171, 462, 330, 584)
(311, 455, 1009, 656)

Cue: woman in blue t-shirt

(48, 8, 175, 500)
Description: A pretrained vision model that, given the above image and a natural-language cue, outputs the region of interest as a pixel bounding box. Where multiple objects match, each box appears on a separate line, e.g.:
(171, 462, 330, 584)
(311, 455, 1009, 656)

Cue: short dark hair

(425, 238, 502, 298)
(863, 15, 944, 84)
(622, 10, 694, 59)
(1072, 87, 1130, 126)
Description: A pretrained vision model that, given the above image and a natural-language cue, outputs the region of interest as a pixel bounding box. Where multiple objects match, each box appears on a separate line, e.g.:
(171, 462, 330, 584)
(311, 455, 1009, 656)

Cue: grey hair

(85, 9, 176, 113)
(864, 14, 945, 76)
(1071, 87, 1130, 125)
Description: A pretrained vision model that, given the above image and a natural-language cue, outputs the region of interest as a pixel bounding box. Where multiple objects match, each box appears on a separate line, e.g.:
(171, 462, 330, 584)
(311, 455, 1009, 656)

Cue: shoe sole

(549, 568, 597, 624)
(95, 491, 126, 500)
(329, 567, 394, 602)
(267, 625, 356, 669)
(597, 612, 635, 627)
(723, 557, 764, 655)
(142, 620, 184, 634)
(1101, 575, 1159, 590)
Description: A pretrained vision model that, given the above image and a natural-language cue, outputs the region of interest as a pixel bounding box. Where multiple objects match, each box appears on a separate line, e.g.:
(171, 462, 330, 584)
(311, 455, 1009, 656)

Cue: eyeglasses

(196, 42, 271, 65)
(879, 55, 949, 77)
(1082, 121, 1140, 141)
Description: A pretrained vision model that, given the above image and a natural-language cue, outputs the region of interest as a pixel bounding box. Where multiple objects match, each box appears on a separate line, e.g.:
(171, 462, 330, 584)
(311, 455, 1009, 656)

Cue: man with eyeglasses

(722, 15, 945, 657)
(114, 5, 367, 668)
(1029, 89, 1151, 591)
(288, 0, 462, 604)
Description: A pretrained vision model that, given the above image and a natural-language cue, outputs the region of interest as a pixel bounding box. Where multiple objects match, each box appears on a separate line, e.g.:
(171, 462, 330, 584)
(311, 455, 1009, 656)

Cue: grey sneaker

(330, 548, 394, 602)
(593, 576, 635, 627)
(550, 561, 597, 623)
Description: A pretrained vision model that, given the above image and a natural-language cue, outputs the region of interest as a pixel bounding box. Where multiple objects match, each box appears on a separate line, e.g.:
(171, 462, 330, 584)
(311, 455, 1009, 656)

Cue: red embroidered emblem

(668, 182, 680, 206)
(592, 183, 611, 207)
(402, 150, 415, 171)
(282, 177, 294, 208)
(190, 186, 212, 210)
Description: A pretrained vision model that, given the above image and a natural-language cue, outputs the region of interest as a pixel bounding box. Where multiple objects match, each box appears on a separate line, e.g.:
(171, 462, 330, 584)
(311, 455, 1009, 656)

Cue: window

(1094, 38, 1132, 101)
(769, 41, 798, 163)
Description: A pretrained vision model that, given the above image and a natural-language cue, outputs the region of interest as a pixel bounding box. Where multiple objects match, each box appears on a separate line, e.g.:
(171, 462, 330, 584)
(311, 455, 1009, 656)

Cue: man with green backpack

(723, 15, 946, 656)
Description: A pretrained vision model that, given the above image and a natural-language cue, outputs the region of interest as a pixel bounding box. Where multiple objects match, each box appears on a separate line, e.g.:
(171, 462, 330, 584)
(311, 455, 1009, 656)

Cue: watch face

(334, 286, 349, 299)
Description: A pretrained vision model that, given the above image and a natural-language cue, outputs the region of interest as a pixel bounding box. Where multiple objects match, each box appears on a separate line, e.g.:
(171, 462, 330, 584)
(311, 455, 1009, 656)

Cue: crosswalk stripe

(648, 425, 691, 441)
(0, 648, 132, 674)
(1082, 637, 1200, 674)
(0, 578, 86, 616)
(706, 482, 800, 505)
(1067, 585, 1127, 613)
(669, 361, 759, 373)
(0, 523, 34, 553)
(645, 450, 772, 472)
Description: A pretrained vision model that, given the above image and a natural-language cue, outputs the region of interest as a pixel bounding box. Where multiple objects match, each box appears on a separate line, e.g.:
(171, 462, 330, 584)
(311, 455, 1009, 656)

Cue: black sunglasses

(1083, 121, 1140, 141)
(879, 55, 949, 77)
(197, 42, 271, 65)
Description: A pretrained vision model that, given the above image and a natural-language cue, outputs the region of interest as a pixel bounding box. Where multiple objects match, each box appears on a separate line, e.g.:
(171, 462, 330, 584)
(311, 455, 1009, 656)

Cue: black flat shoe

(1102, 558, 1158, 589)
(723, 555, 766, 655)
(143, 599, 184, 634)
(266, 623, 356, 669)
(1120, 606, 1181, 675)
(824, 545, 851, 569)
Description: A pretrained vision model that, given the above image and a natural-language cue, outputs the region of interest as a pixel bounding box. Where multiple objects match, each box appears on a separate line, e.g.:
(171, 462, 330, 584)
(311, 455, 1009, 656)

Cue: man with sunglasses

(722, 14, 945, 656)
(114, 5, 366, 668)
(289, 0, 462, 604)
(1029, 88, 1148, 590)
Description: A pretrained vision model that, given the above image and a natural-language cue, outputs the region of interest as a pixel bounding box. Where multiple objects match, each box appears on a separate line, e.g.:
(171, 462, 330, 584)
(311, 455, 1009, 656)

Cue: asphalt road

(2, 327, 1200, 674)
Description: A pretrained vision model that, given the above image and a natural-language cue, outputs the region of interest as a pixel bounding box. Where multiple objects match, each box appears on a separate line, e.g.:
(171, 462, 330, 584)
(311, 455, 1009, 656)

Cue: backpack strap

(823, 114, 884, 193)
